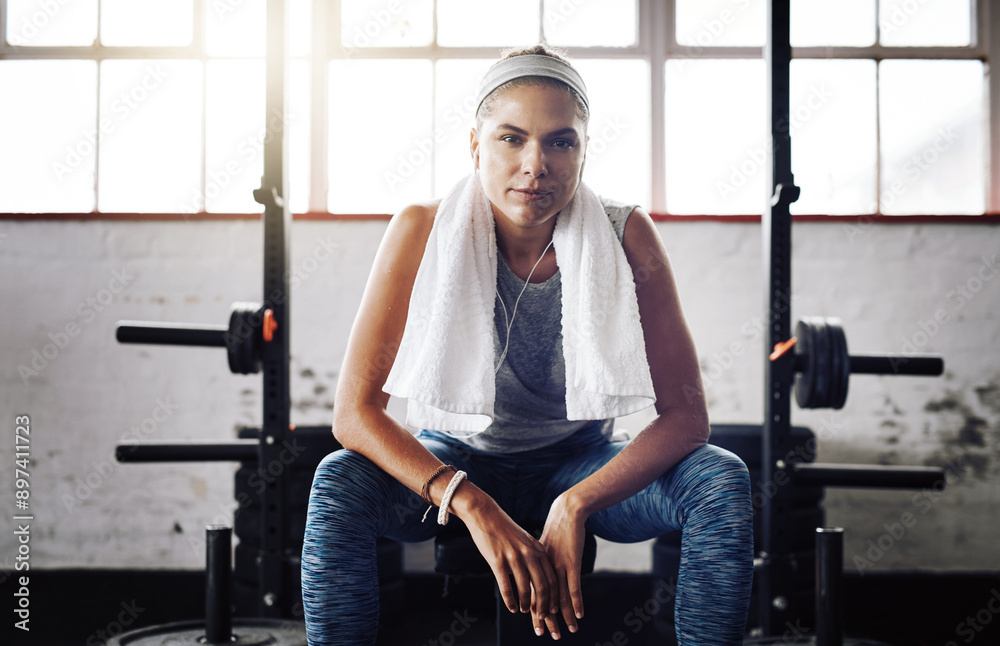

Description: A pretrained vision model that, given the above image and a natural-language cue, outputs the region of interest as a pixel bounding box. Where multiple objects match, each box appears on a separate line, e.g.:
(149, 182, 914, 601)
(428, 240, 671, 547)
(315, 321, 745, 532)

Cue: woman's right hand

(459, 490, 560, 621)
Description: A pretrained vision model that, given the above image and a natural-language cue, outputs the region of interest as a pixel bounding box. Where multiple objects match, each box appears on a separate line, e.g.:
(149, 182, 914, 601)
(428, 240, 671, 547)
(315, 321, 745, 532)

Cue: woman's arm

(536, 205, 710, 638)
(333, 202, 560, 620)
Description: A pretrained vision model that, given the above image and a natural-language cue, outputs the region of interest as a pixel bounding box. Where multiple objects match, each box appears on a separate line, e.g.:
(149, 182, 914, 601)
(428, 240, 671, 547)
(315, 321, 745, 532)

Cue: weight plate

(743, 639, 891, 645)
(107, 618, 306, 645)
(793, 319, 814, 408)
(707, 424, 817, 467)
(812, 318, 832, 408)
(826, 318, 842, 410)
(831, 319, 850, 409)
(226, 302, 263, 375)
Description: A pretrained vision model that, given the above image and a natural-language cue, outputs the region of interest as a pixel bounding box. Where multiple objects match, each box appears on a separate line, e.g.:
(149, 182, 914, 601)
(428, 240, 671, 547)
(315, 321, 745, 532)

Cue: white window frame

(1, 0, 995, 215)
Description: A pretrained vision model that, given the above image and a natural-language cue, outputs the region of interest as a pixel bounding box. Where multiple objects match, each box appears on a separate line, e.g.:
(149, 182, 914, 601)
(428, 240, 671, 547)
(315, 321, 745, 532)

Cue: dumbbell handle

(116, 321, 228, 347)
(847, 353, 944, 377)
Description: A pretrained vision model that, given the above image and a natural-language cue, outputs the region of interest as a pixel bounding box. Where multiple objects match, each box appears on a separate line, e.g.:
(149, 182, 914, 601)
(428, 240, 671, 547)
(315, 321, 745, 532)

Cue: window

(1, 0, 312, 214)
(0, 0, 993, 216)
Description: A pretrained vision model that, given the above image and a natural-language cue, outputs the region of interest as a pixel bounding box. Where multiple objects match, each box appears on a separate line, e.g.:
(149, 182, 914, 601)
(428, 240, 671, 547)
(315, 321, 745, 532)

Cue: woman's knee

(309, 448, 393, 504)
(682, 444, 751, 499)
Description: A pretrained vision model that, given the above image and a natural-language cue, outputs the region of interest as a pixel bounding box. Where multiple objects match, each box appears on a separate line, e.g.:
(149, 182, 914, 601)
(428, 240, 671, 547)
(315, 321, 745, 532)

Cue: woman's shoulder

(598, 195, 642, 243)
(387, 199, 442, 243)
(395, 199, 441, 226)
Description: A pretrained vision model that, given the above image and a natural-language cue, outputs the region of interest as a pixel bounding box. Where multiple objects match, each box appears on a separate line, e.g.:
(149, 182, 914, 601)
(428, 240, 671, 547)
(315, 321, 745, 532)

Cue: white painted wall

(1, 218, 997, 574)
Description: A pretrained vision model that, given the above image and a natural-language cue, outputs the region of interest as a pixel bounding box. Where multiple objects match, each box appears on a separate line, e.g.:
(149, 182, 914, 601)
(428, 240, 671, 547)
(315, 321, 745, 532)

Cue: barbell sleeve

(116, 321, 228, 347)
(116, 440, 259, 463)
(791, 463, 946, 489)
(205, 525, 233, 644)
(848, 354, 944, 377)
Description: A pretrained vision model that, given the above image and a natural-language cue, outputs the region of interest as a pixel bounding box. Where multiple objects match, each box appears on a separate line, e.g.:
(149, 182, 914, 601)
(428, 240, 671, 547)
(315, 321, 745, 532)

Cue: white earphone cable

(494, 238, 554, 375)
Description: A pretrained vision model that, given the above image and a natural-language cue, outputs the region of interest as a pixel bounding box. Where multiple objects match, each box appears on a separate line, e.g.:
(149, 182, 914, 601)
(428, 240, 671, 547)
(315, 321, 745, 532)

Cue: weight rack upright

(114, 0, 294, 618)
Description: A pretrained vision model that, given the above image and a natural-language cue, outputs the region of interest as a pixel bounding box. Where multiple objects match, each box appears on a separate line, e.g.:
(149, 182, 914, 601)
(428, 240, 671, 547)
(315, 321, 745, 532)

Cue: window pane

(203, 61, 265, 214)
(575, 59, 651, 207)
(434, 59, 497, 197)
(206, 0, 265, 57)
(879, 0, 971, 47)
(675, 0, 765, 47)
(340, 0, 433, 49)
(665, 60, 765, 215)
(879, 60, 984, 215)
(790, 60, 877, 215)
(791, 0, 875, 47)
(290, 0, 312, 58)
(98, 60, 202, 212)
(328, 60, 433, 213)
(289, 59, 311, 214)
(438, 0, 539, 47)
(0, 61, 96, 212)
(100, 0, 193, 47)
(544, 0, 637, 47)
(6, 0, 97, 46)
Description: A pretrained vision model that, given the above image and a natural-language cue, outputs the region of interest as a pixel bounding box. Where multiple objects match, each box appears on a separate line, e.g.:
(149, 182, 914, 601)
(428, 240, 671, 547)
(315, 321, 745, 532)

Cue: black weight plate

(226, 302, 262, 374)
(831, 319, 850, 409)
(812, 318, 832, 408)
(234, 541, 258, 580)
(234, 466, 315, 511)
(793, 319, 815, 408)
(707, 424, 817, 466)
(744, 639, 891, 645)
(826, 318, 843, 410)
(234, 508, 307, 548)
(107, 618, 306, 645)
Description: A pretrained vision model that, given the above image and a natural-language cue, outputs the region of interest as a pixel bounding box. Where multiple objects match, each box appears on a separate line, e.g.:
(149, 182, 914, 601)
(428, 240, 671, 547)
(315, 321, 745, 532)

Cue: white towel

(382, 172, 655, 435)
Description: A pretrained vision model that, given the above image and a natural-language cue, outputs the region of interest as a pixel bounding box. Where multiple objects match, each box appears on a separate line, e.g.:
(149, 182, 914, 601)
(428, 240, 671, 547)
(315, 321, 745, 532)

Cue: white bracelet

(436, 470, 467, 526)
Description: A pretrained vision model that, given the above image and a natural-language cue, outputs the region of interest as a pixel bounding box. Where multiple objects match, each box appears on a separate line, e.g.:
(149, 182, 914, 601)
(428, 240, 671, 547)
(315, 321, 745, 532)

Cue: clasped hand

(465, 493, 586, 640)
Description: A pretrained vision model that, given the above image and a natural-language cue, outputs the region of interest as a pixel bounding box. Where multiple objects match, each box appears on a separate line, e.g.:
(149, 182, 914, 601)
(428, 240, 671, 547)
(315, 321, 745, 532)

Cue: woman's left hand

(533, 492, 588, 639)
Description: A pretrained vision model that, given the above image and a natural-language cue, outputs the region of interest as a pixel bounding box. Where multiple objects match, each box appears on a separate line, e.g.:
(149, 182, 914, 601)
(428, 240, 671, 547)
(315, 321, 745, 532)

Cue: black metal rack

(757, 0, 946, 639)
(114, 0, 293, 618)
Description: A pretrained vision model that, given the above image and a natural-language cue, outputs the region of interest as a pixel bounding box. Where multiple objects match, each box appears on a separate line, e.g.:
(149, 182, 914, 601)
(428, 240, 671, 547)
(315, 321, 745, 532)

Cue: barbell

(787, 317, 944, 410)
(116, 302, 277, 375)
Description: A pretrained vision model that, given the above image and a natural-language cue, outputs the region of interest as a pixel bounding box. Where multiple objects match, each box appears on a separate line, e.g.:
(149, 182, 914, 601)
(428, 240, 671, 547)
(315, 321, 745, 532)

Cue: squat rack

(757, 0, 946, 639)
(115, 0, 294, 617)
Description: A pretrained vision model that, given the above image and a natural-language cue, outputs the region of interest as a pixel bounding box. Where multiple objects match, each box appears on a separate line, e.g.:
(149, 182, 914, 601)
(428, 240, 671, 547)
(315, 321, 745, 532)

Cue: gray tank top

(456, 197, 636, 453)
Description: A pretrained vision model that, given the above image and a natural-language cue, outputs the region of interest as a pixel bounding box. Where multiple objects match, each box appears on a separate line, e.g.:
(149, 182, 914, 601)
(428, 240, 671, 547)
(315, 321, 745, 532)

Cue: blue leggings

(301, 424, 753, 645)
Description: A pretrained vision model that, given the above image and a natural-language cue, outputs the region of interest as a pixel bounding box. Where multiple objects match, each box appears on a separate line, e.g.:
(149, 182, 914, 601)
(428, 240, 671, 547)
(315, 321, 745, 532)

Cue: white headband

(475, 54, 589, 115)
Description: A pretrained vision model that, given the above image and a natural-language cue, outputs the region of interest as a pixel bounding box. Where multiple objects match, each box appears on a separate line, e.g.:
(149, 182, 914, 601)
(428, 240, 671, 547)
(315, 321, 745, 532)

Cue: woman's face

(471, 83, 587, 233)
